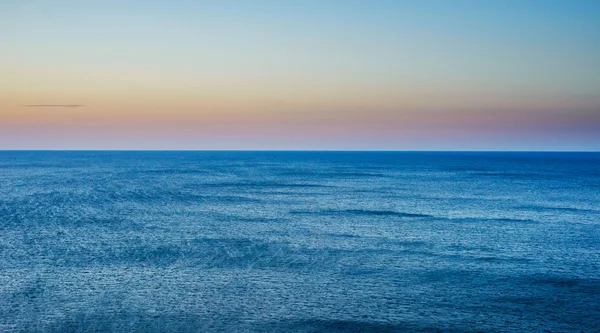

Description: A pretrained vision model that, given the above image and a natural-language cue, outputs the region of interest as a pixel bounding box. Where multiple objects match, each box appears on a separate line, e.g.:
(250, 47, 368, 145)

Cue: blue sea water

(0, 151, 599, 332)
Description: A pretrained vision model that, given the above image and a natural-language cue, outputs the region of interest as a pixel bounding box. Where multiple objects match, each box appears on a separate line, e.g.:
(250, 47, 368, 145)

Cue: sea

(0, 151, 599, 332)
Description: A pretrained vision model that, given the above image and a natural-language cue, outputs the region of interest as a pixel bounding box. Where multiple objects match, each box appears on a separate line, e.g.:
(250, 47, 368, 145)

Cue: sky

(1, 0, 599, 150)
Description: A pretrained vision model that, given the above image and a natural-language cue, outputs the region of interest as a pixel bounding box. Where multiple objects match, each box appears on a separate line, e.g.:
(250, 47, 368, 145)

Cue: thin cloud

(24, 104, 85, 107)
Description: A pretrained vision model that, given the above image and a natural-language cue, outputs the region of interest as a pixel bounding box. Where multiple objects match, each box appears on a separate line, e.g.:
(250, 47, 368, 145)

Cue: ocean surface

(0, 151, 599, 332)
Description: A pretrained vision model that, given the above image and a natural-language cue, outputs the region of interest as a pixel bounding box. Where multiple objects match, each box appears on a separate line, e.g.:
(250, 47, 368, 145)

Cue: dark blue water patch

(0, 161, 84, 169)
(290, 209, 431, 218)
(120, 168, 210, 176)
(36, 315, 473, 333)
(393, 240, 430, 248)
(444, 217, 538, 224)
(204, 195, 262, 204)
(320, 171, 388, 178)
(276, 170, 388, 179)
(261, 319, 420, 333)
(494, 295, 550, 306)
(197, 181, 332, 188)
(470, 172, 533, 177)
(445, 165, 491, 172)
(325, 233, 362, 239)
(528, 274, 600, 291)
(445, 244, 496, 253)
(413, 251, 535, 266)
(469, 171, 562, 180)
(517, 205, 600, 214)
(228, 189, 332, 197)
(216, 216, 286, 223)
(412, 268, 502, 286)
(25, 312, 220, 333)
(467, 255, 533, 264)
(382, 193, 510, 202)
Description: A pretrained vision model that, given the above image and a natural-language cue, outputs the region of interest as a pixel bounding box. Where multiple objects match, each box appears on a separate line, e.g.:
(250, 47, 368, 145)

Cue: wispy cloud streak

(24, 105, 85, 108)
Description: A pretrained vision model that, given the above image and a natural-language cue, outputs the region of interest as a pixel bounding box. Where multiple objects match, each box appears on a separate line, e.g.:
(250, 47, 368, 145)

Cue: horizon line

(0, 149, 598, 153)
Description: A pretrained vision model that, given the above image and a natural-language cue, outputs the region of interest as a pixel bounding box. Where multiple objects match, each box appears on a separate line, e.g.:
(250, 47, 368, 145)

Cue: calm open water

(0, 151, 599, 332)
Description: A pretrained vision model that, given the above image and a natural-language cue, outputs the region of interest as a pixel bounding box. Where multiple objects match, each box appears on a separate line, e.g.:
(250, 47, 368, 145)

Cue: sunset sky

(1, 1, 599, 150)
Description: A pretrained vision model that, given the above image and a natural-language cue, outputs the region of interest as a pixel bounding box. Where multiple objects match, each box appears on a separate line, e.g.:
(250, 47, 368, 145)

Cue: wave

(278, 171, 387, 178)
(289, 210, 538, 223)
(447, 217, 538, 224)
(197, 181, 330, 188)
(290, 209, 431, 218)
(518, 205, 599, 214)
(219, 216, 285, 223)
